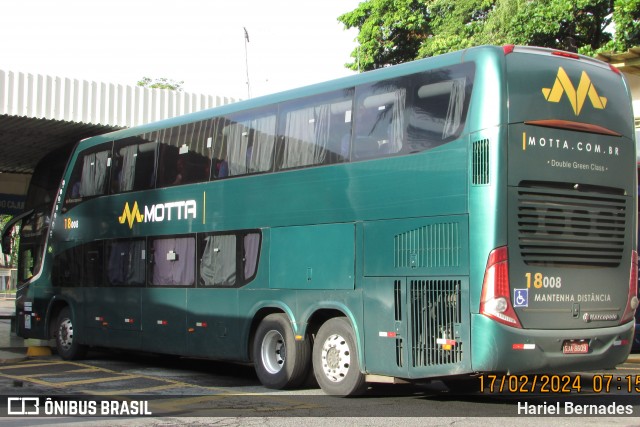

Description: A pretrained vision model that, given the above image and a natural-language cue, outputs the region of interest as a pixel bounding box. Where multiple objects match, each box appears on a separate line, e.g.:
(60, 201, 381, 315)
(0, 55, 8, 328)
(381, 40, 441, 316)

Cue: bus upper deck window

(63, 145, 111, 211)
(353, 88, 406, 160)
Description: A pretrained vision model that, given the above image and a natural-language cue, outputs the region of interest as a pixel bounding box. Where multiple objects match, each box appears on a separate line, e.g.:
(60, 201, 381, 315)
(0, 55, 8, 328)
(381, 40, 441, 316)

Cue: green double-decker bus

(3, 45, 638, 395)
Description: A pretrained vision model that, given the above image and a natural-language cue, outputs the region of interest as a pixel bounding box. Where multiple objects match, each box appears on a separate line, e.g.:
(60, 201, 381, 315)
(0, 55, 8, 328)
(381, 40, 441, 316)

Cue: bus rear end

(475, 46, 637, 373)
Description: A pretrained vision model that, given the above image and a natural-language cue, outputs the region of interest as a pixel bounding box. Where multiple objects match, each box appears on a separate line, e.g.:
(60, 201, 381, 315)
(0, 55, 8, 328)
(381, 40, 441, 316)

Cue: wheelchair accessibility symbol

(514, 289, 528, 308)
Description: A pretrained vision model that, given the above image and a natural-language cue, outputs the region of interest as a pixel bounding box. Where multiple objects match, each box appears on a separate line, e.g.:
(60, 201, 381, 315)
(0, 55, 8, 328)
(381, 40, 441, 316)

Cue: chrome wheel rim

(58, 318, 73, 351)
(261, 330, 285, 374)
(320, 333, 350, 383)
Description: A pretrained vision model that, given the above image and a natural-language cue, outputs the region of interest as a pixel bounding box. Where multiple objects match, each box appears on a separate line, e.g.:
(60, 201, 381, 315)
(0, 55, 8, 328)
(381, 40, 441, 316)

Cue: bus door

(362, 217, 471, 378)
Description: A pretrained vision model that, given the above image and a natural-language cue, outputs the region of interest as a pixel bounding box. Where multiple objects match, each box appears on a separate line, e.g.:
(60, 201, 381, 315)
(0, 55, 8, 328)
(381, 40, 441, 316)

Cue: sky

(0, 0, 361, 100)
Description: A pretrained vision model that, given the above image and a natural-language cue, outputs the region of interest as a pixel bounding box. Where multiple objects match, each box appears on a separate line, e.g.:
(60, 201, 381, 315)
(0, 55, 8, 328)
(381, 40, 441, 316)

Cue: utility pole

(243, 27, 251, 99)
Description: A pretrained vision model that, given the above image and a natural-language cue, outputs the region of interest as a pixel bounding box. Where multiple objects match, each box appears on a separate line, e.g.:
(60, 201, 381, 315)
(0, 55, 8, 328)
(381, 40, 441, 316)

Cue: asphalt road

(0, 348, 639, 426)
(0, 297, 639, 426)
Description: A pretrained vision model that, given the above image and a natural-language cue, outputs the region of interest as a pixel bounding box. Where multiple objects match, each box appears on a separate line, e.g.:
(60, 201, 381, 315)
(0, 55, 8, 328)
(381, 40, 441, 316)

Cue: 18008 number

(525, 272, 562, 289)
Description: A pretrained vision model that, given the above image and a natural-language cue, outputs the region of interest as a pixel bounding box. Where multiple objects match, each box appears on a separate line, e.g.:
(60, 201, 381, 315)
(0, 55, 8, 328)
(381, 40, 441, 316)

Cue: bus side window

(52, 242, 103, 287)
(200, 234, 237, 287)
(198, 231, 261, 287)
(243, 232, 260, 280)
(110, 136, 157, 194)
(157, 144, 180, 187)
(277, 89, 354, 170)
(406, 63, 475, 152)
(223, 110, 276, 177)
(63, 143, 112, 212)
(155, 120, 214, 188)
(106, 239, 146, 286)
(353, 83, 406, 160)
(210, 117, 229, 179)
(148, 236, 195, 287)
(83, 241, 104, 287)
(52, 245, 84, 287)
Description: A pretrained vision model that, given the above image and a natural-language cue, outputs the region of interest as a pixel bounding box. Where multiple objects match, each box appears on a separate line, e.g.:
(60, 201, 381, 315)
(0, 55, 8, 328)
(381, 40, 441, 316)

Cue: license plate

(562, 340, 589, 354)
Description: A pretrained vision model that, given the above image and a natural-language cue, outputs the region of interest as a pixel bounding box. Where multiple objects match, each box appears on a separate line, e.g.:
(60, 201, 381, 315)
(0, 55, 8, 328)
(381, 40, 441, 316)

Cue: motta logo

(541, 66, 607, 116)
(118, 202, 144, 228)
(118, 200, 197, 229)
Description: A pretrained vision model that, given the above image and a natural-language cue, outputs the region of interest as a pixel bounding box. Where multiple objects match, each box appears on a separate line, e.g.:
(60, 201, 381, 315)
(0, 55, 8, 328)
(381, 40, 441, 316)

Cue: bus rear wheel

(312, 317, 366, 396)
(253, 313, 310, 389)
(55, 307, 87, 360)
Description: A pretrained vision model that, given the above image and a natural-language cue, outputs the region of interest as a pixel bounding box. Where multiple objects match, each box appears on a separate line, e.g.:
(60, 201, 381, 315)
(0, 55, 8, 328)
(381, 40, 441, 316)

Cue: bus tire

(253, 313, 310, 389)
(313, 317, 366, 396)
(55, 307, 87, 360)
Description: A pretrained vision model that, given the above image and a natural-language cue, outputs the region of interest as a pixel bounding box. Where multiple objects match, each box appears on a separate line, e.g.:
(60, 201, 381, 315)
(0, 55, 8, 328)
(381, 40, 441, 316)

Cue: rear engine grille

(517, 186, 627, 267)
(410, 279, 462, 367)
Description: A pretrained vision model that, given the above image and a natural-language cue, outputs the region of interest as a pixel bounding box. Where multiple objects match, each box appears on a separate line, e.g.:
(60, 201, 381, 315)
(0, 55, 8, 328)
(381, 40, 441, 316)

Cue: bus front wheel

(312, 317, 366, 396)
(253, 313, 310, 389)
(55, 307, 87, 360)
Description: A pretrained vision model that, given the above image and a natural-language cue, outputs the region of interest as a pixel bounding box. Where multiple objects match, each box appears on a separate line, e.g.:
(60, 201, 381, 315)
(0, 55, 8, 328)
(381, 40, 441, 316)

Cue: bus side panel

(362, 217, 469, 277)
(186, 288, 240, 358)
(363, 277, 408, 377)
(83, 287, 141, 350)
(140, 288, 187, 355)
(363, 275, 472, 378)
(17, 283, 55, 340)
(362, 216, 471, 378)
(269, 224, 355, 290)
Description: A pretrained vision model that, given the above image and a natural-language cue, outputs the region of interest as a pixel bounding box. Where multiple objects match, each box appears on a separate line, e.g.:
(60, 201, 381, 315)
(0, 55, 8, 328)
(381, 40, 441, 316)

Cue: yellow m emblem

(541, 67, 607, 116)
(118, 201, 143, 229)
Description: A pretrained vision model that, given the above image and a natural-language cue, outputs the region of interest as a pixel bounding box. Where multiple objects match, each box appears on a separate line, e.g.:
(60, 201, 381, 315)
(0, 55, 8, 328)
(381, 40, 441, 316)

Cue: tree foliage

(0, 215, 18, 268)
(338, 0, 430, 70)
(339, 0, 640, 71)
(137, 77, 184, 91)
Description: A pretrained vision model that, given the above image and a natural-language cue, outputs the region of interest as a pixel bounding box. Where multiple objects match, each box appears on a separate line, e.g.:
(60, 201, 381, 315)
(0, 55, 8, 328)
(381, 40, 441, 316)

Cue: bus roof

(78, 45, 499, 147)
(78, 45, 630, 147)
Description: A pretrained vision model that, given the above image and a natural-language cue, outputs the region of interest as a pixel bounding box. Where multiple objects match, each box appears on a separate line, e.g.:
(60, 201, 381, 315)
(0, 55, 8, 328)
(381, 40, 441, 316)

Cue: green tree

(0, 215, 18, 268)
(137, 77, 184, 91)
(338, 0, 430, 70)
(339, 0, 640, 71)
(477, 0, 618, 55)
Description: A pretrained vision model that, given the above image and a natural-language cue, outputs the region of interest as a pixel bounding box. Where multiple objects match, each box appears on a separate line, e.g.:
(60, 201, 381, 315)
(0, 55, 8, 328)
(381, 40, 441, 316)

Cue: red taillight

(503, 44, 515, 55)
(479, 247, 522, 328)
(552, 50, 580, 60)
(609, 64, 622, 75)
(620, 250, 639, 325)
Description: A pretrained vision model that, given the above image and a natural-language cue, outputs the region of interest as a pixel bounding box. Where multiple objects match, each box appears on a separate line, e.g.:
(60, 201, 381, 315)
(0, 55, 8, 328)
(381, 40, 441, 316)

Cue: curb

(26, 346, 52, 357)
(0, 348, 28, 364)
(0, 346, 54, 363)
(625, 355, 640, 364)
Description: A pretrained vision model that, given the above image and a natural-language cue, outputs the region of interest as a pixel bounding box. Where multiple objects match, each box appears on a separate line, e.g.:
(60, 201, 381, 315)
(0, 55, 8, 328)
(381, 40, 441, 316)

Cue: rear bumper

(471, 313, 634, 373)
